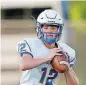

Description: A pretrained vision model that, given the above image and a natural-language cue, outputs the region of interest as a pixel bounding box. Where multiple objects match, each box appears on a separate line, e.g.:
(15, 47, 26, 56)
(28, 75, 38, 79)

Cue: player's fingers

(52, 48, 61, 51)
(55, 53, 62, 56)
(55, 49, 62, 53)
(56, 48, 62, 52)
(53, 48, 61, 50)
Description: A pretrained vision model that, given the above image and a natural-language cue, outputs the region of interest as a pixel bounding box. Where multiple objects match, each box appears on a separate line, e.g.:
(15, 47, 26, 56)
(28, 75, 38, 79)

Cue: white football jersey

(17, 37, 76, 85)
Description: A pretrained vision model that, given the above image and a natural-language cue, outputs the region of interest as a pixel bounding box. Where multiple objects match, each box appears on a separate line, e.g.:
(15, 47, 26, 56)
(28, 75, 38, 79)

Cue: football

(51, 51, 69, 73)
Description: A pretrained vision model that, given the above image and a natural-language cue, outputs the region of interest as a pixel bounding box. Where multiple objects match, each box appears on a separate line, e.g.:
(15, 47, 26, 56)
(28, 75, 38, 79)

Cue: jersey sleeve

(59, 42, 76, 67)
(69, 49, 76, 67)
(16, 40, 33, 57)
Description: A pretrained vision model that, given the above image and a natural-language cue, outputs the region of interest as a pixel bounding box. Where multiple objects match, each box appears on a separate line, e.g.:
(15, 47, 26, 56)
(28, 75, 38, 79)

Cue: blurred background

(1, 0, 86, 85)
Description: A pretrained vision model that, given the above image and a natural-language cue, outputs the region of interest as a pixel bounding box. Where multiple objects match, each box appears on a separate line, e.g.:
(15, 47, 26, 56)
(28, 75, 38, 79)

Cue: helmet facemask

(36, 22, 63, 44)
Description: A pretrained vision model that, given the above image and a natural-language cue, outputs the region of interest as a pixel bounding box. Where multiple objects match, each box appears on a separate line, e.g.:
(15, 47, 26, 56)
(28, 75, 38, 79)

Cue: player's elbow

(20, 64, 26, 71)
(19, 63, 30, 71)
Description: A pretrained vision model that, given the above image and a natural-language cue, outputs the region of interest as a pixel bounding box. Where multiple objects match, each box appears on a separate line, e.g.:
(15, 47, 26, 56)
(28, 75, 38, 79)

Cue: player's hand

(47, 48, 62, 61)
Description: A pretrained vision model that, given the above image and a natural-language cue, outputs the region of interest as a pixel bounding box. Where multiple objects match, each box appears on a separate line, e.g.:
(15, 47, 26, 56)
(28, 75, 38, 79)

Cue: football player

(17, 9, 79, 85)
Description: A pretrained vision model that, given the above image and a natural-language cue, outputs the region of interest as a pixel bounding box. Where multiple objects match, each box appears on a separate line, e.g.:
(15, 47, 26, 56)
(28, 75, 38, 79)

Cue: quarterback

(17, 9, 79, 85)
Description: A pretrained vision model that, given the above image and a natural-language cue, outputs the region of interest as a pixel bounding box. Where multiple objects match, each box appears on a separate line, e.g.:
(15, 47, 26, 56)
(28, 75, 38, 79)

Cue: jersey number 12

(40, 67, 58, 85)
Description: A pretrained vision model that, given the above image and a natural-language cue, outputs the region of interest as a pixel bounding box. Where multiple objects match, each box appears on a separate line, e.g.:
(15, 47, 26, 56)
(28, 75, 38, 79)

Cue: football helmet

(36, 9, 64, 44)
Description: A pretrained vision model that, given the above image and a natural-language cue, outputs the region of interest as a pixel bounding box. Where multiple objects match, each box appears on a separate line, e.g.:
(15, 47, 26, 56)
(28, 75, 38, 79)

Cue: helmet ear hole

(59, 19, 61, 20)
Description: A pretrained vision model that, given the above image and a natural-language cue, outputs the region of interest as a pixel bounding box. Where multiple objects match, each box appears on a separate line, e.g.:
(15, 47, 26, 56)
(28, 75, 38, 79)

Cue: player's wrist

(64, 66, 70, 74)
(44, 56, 53, 62)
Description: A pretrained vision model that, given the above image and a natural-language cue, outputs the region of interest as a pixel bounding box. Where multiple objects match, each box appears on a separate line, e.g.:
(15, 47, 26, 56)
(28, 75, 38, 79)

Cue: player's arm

(17, 40, 62, 71)
(58, 44, 79, 85)
(63, 46, 79, 85)
(20, 54, 50, 71)
(17, 40, 50, 71)
(64, 67, 79, 85)
(20, 48, 62, 71)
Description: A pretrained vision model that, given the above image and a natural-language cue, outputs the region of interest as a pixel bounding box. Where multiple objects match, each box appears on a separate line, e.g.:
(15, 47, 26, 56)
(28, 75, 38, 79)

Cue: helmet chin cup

(42, 37, 56, 44)
(40, 31, 60, 44)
